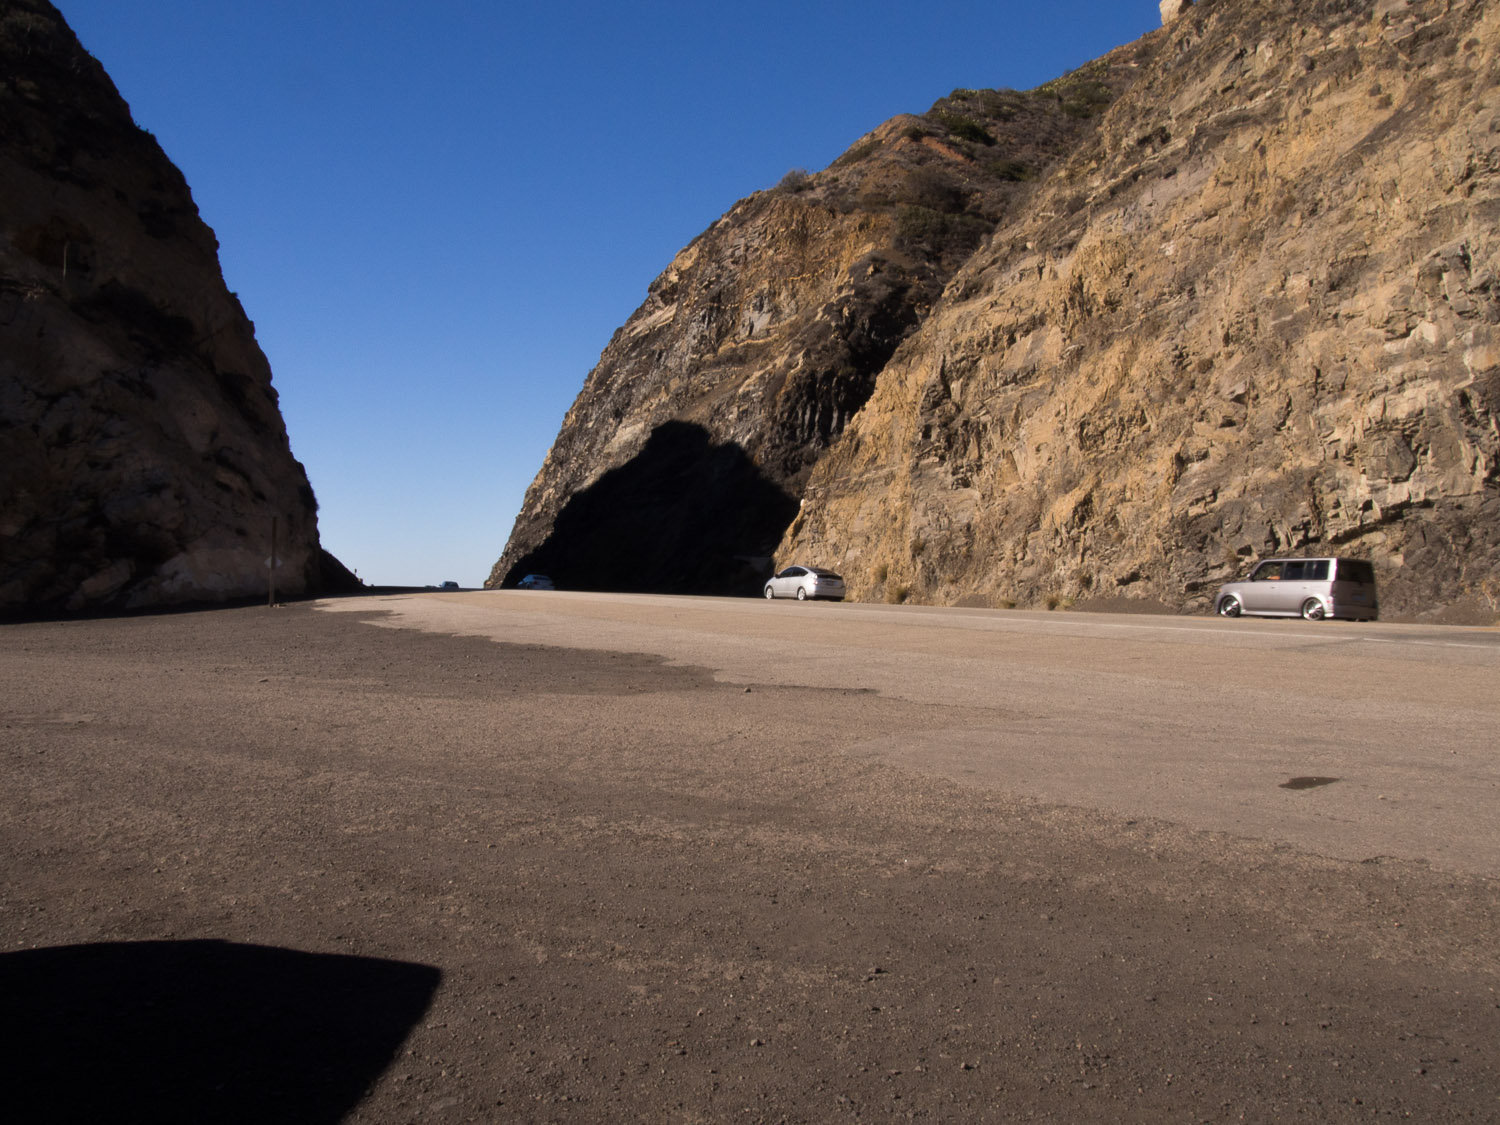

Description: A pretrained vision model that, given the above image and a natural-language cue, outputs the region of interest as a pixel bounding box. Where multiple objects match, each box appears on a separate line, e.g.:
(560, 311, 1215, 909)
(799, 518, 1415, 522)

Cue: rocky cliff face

(783, 0, 1499, 621)
(489, 53, 1154, 594)
(0, 0, 347, 614)
(495, 0, 1498, 621)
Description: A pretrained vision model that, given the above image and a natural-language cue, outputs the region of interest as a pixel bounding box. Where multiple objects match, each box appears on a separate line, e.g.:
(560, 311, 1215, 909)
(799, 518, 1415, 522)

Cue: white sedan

(763, 565, 845, 601)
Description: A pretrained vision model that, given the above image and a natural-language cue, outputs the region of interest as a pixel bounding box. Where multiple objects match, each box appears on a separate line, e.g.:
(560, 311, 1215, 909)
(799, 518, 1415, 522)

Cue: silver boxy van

(1214, 557, 1378, 621)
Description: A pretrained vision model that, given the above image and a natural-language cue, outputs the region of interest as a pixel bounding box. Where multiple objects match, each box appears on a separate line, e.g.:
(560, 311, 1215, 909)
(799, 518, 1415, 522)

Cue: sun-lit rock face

(0, 0, 349, 614)
(1160, 0, 1193, 25)
(496, 0, 1498, 621)
(781, 0, 1500, 620)
(489, 48, 1155, 595)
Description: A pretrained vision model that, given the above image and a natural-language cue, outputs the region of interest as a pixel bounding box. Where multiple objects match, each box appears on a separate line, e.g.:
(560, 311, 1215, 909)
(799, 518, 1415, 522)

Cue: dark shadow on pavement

(1, 940, 441, 1124)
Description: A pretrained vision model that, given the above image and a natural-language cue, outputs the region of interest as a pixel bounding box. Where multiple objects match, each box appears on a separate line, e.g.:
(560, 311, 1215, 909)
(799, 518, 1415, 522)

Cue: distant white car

(439, 581, 460, 590)
(517, 574, 555, 590)
(764, 565, 845, 601)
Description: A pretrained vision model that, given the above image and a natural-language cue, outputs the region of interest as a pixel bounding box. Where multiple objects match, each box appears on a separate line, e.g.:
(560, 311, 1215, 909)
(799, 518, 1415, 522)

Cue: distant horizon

(55, 1, 1164, 586)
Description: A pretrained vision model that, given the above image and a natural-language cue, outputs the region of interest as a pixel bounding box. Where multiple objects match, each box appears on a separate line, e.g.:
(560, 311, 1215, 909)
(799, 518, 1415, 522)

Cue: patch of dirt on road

(3, 604, 1497, 1121)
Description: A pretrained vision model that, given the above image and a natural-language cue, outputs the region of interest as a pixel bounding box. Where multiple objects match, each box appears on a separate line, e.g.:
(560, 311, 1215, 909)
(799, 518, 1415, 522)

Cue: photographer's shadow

(1, 939, 441, 1124)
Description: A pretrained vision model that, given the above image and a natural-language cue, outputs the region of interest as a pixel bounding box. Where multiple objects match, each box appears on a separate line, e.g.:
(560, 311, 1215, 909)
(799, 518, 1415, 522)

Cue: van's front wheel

(1301, 598, 1326, 620)
(1217, 596, 1242, 618)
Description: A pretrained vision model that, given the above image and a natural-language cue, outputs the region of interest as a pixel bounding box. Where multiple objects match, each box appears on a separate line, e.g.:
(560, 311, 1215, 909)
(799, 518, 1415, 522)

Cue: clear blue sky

(56, 1, 1162, 587)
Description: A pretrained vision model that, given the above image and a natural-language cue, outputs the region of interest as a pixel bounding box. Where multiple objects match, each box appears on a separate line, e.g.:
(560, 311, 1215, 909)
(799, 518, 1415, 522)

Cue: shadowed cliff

(0, 0, 354, 615)
(500, 421, 798, 596)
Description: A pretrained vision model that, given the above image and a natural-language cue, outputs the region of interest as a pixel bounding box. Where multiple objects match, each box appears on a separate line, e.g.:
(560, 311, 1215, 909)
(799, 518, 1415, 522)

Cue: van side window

(1337, 560, 1374, 583)
(1251, 562, 1283, 581)
(1283, 561, 1306, 580)
(1308, 560, 1329, 580)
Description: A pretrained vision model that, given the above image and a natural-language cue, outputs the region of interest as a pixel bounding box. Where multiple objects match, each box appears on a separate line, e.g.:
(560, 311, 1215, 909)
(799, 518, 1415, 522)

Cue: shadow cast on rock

(505, 420, 799, 596)
(1, 939, 441, 1124)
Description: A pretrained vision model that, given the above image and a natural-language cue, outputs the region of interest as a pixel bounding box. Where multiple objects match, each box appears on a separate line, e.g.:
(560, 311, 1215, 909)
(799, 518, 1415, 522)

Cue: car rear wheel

(764, 585, 775, 599)
(1301, 597, 1326, 620)
(796, 587, 808, 600)
(1217, 595, 1242, 618)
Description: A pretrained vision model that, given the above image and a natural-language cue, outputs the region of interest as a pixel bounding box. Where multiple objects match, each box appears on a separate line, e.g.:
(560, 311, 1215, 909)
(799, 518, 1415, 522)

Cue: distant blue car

(517, 574, 555, 590)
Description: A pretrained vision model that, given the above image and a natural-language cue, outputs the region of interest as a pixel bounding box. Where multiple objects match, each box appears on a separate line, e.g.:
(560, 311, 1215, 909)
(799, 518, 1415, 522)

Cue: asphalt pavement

(331, 591, 1500, 876)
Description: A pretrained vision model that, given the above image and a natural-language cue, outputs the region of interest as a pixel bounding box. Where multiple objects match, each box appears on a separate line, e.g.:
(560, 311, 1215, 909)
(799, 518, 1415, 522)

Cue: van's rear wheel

(1301, 598, 1326, 620)
(1217, 596, 1242, 618)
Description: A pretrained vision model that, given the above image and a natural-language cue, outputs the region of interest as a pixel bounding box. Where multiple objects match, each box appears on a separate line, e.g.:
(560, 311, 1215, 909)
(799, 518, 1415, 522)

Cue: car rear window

(1337, 559, 1375, 584)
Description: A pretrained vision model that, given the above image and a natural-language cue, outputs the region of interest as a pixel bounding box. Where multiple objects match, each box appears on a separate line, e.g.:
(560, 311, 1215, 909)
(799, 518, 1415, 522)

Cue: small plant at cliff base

(1479, 576, 1500, 614)
(886, 583, 910, 605)
(872, 562, 889, 584)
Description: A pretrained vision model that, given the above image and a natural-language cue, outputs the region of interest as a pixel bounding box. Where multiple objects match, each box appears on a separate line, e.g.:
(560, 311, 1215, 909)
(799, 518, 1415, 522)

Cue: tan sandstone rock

(1160, 0, 1193, 24)
(494, 0, 1498, 622)
(489, 55, 1153, 594)
(780, 0, 1499, 620)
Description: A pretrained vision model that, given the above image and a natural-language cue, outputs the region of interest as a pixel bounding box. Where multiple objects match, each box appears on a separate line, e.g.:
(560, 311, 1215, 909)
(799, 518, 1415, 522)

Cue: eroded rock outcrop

(490, 52, 1153, 594)
(495, 0, 1498, 621)
(782, 0, 1499, 620)
(1160, 0, 1194, 25)
(0, 0, 347, 614)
